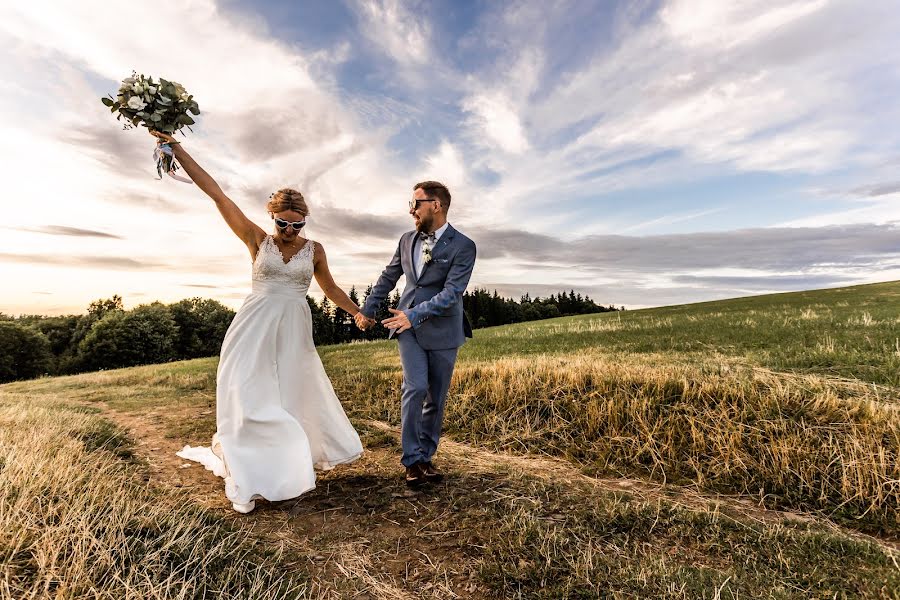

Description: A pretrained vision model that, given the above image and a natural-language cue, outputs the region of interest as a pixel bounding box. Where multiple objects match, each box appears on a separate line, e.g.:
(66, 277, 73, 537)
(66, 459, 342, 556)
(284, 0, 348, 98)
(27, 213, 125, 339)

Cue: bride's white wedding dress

(177, 235, 363, 512)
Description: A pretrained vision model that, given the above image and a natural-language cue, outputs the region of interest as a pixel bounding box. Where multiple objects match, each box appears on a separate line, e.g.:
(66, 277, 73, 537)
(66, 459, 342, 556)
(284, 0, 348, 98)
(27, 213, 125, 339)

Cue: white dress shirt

(413, 222, 449, 278)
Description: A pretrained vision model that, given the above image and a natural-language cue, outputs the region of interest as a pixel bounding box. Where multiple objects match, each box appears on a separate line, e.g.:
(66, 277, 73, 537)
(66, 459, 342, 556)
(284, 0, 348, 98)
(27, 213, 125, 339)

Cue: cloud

(470, 222, 900, 275)
(0, 252, 243, 275)
(669, 273, 854, 291)
(2, 1, 899, 316)
(466, 221, 900, 307)
(7, 226, 122, 239)
(349, 250, 401, 262)
(478, 272, 871, 310)
(779, 196, 900, 228)
(106, 190, 190, 214)
(462, 94, 530, 154)
(476, 0, 900, 215)
(423, 142, 467, 191)
(850, 181, 900, 198)
(0, 0, 366, 172)
(660, 0, 828, 49)
(296, 138, 369, 192)
(0, 253, 160, 270)
(311, 207, 408, 241)
(218, 101, 348, 163)
(352, 0, 431, 65)
(0, 0, 410, 316)
(465, 227, 558, 261)
(620, 207, 727, 234)
(59, 124, 152, 178)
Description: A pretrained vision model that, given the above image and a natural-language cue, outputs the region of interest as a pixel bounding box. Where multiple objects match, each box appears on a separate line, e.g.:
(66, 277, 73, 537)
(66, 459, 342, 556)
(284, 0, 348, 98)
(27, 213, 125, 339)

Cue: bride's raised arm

(150, 130, 265, 252)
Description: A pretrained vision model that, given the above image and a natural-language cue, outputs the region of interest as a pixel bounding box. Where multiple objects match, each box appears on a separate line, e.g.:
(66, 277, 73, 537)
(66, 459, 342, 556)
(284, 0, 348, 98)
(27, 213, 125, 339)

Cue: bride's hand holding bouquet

(101, 72, 200, 182)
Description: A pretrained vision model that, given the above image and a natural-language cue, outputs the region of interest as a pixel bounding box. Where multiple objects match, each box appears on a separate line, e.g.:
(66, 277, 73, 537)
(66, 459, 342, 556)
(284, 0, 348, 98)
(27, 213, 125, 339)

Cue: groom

(355, 181, 476, 487)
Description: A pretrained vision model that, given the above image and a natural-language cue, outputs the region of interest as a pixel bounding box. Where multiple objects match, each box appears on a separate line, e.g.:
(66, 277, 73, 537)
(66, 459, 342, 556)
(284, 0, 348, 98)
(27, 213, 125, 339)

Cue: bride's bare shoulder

(308, 238, 324, 256)
(308, 239, 328, 268)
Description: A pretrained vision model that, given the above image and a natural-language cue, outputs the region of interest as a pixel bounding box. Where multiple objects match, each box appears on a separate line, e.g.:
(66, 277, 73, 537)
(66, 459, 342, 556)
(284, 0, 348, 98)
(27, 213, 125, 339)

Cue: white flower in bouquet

(101, 71, 200, 182)
(126, 96, 146, 111)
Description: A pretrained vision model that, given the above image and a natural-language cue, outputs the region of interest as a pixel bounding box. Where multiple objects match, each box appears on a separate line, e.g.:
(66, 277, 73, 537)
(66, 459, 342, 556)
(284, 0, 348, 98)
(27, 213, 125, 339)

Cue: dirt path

(103, 403, 899, 598)
(108, 406, 486, 599)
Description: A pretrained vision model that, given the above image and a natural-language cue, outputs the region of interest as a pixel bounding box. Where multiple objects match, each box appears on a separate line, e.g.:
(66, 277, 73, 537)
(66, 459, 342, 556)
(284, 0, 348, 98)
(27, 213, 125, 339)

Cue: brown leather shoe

(423, 461, 444, 483)
(405, 463, 428, 488)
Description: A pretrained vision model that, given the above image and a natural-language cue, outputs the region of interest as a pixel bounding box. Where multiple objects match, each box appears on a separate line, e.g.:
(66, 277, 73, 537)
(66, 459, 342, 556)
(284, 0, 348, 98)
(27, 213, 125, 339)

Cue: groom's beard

(415, 214, 433, 233)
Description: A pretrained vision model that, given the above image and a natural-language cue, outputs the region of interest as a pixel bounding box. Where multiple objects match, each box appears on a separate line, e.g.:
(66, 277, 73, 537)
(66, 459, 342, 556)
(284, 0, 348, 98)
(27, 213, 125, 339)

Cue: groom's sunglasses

(274, 218, 306, 231)
(409, 198, 437, 210)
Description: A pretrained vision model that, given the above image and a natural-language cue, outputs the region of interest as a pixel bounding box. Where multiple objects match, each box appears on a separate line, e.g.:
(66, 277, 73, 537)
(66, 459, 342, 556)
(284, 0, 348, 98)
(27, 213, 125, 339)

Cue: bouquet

(101, 72, 200, 182)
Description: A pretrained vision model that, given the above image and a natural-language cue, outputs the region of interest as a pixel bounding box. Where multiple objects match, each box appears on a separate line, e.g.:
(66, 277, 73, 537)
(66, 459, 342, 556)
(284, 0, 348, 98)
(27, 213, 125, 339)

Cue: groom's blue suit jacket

(361, 224, 476, 350)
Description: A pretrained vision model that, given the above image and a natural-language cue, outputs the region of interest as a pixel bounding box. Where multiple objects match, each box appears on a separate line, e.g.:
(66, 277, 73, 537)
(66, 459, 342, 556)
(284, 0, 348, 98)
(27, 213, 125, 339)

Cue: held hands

(381, 308, 412, 333)
(354, 312, 377, 331)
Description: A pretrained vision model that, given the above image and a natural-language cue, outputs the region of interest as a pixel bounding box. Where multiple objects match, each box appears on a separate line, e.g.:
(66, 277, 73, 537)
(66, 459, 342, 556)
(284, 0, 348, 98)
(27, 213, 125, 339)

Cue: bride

(150, 131, 365, 513)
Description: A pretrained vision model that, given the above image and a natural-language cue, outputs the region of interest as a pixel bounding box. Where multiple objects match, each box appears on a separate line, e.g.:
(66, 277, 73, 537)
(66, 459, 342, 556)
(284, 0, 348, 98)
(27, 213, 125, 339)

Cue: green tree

(58, 296, 127, 373)
(331, 293, 351, 344)
(70, 296, 126, 349)
(32, 315, 79, 357)
(345, 286, 362, 342)
(308, 296, 333, 346)
(88, 295, 124, 317)
(360, 284, 390, 341)
(168, 298, 235, 359)
(0, 321, 53, 382)
(78, 303, 178, 370)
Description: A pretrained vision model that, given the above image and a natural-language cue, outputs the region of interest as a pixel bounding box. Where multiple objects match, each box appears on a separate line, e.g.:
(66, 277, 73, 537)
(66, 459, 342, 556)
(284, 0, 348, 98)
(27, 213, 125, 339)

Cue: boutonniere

(423, 245, 433, 263)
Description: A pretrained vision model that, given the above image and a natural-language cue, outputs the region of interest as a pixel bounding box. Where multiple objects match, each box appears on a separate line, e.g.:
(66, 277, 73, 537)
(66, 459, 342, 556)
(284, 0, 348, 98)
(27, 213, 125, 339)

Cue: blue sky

(1, 0, 899, 315)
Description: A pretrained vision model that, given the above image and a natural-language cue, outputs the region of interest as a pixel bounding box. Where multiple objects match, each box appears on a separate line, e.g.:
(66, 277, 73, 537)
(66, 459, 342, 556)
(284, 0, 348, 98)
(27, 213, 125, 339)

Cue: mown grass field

(1, 281, 899, 598)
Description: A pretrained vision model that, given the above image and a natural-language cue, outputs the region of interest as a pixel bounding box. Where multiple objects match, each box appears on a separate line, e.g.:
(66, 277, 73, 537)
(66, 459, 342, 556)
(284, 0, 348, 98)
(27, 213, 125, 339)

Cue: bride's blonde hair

(267, 188, 309, 217)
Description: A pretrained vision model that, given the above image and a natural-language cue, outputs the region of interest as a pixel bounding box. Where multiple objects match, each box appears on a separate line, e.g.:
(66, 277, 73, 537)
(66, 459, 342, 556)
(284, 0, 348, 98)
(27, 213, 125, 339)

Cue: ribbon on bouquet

(153, 143, 193, 183)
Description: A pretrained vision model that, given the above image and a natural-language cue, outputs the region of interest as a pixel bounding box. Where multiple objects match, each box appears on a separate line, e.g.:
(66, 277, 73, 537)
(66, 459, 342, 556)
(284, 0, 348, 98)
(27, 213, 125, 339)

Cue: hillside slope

(2, 281, 898, 598)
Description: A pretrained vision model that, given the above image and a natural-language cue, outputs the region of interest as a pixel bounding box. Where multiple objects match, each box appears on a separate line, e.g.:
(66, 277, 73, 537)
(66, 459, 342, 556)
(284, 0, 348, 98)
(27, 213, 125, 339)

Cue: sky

(1, 0, 899, 316)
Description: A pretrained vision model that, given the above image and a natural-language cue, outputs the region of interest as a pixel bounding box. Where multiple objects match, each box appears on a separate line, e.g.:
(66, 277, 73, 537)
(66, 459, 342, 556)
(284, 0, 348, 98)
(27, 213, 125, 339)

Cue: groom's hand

(382, 308, 412, 333)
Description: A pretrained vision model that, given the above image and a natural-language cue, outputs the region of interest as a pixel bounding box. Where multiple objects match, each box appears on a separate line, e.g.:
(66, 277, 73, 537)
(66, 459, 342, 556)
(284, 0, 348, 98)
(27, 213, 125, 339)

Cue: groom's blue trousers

(397, 330, 459, 467)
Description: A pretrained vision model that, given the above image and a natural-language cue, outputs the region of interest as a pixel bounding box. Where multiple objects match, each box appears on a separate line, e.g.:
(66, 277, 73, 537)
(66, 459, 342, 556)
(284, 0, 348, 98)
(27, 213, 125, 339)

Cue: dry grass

(0, 397, 307, 599)
(476, 475, 900, 599)
(2, 371, 899, 598)
(3, 281, 900, 597)
(335, 354, 900, 534)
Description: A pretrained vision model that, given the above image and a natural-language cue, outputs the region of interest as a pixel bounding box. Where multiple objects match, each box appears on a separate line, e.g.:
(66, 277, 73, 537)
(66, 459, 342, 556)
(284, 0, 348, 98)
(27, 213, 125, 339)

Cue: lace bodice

(251, 235, 315, 296)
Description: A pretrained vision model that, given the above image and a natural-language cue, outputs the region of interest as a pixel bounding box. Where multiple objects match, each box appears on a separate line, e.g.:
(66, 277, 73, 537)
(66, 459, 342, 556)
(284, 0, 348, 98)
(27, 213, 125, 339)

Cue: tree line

(0, 288, 619, 383)
(0, 296, 235, 383)
(311, 286, 619, 346)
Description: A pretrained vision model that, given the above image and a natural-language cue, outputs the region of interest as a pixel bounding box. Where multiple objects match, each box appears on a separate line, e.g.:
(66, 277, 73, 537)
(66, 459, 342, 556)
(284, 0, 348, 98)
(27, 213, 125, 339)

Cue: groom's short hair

(414, 181, 451, 211)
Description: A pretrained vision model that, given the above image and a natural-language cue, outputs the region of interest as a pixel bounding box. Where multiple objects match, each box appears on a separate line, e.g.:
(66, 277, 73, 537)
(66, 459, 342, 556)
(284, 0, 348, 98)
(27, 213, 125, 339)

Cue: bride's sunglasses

(274, 218, 306, 231)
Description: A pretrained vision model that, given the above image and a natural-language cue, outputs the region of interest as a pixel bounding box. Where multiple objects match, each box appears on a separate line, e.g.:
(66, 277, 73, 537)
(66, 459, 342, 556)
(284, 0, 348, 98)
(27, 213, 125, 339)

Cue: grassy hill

(1, 281, 898, 598)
